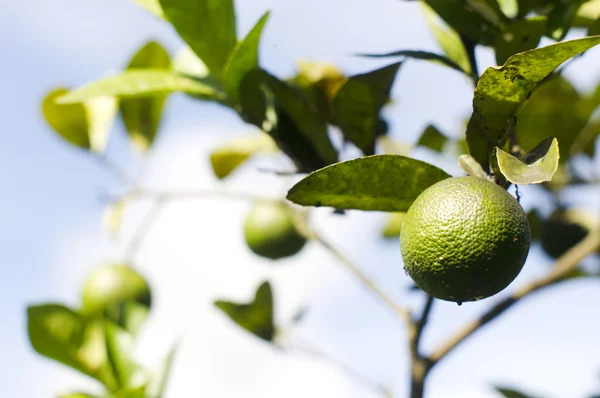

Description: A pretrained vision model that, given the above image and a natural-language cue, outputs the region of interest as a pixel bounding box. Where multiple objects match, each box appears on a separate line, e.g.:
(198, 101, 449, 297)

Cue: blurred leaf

(527, 208, 542, 241)
(495, 17, 546, 65)
(103, 198, 127, 239)
(223, 12, 270, 104)
(260, 69, 338, 165)
(146, 344, 178, 398)
(42, 88, 90, 150)
(131, 0, 165, 19)
(417, 124, 448, 152)
(516, 76, 596, 161)
(541, 208, 593, 259)
(422, 3, 471, 74)
(159, 0, 236, 78)
(357, 50, 463, 73)
(331, 62, 401, 153)
(58, 70, 222, 103)
(571, 118, 600, 157)
(287, 155, 451, 212)
(209, 133, 277, 179)
(85, 96, 118, 153)
(378, 136, 412, 156)
(27, 304, 118, 390)
(59, 393, 99, 398)
(172, 45, 209, 78)
(458, 154, 487, 178)
(104, 322, 139, 389)
(115, 301, 150, 338)
(465, 36, 600, 171)
(113, 386, 146, 398)
(495, 385, 541, 398)
(497, 0, 518, 18)
(590, 17, 600, 36)
(495, 137, 559, 185)
(214, 281, 275, 341)
(382, 212, 406, 239)
(546, 1, 585, 41)
(120, 41, 171, 151)
(424, 0, 504, 45)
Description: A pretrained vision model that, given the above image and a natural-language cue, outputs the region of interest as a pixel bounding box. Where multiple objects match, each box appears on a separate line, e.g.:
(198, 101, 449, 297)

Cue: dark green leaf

(331, 63, 401, 152)
(417, 124, 448, 152)
(27, 304, 118, 390)
(357, 50, 463, 73)
(116, 301, 150, 337)
(495, 137, 559, 185)
(286, 155, 451, 212)
(495, 17, 546, 65)
(546, 1, 585, 41)
(260, 69, 337, 166)
(113, 386, 146, 398)
(214, 281, 275, 341)
(159, 0, 236, 78)
(223, 12, 270, 104)
(465, 36, 600, 171)
(210, 133, 276, 179)
(104, 322, 139, 389)
(146, 344, 178, 398)
(589, 17, 600, 36)
(516, 76, 595, 161)
(132, 0, 165, 19)
(42, 88, 90, 150)
(495, 385, 540, 398)
(58, 70, 222, 103)
(382, 212, 406, 239)
(120, 41, 171, 151)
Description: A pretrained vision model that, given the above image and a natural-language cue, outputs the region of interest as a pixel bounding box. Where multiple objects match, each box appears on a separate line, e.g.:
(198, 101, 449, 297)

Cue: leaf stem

(460, 35, 479, 86)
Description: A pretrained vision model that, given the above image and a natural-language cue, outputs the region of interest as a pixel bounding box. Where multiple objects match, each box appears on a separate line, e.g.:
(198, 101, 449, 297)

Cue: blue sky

(2, 1, 600, 397)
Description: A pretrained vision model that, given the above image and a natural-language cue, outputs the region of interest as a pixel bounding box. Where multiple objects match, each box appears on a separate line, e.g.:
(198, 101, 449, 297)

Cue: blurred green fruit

(244, 201, 307, 260)
(81, 264, 152, 316)
(540, 209, 589, 259)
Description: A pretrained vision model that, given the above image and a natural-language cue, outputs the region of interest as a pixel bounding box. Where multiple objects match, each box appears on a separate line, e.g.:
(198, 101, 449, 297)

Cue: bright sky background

(2, 1, 600, 398)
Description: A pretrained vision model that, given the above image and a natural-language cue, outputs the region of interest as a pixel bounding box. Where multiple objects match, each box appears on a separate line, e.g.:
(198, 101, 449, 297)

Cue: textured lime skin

(81, 264, 152, 315)
(244, 202, 307, 260)
(400, 177, 530, 303)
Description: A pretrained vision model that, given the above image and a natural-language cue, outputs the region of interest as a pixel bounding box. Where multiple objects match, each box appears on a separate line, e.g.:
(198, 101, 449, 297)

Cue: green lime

(400, 176, 530, 304)
(244, 201, 307, 260)
(81, 264, 151, 315)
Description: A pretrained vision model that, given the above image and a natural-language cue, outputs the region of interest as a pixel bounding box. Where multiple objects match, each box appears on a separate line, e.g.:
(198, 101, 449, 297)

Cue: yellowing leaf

(495, 137, 560, 185)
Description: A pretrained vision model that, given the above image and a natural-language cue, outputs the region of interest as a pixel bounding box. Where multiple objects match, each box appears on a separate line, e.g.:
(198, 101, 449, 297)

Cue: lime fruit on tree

(400, 176, 531, 304)
(540, 208, 590, 259)
(244, 201, 307, 260)
(81, 264, 152, 316)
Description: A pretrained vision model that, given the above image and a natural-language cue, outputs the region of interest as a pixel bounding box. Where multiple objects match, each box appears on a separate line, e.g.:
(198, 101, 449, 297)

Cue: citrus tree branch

(428, 230, 600, 364)
(407, 295, 435, 398)
(314, 233, 410, 323)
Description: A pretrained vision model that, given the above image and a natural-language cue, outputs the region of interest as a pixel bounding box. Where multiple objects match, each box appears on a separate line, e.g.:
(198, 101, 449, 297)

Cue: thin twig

(428, 230, 600, 364)
(93, 154, 131, 186)
(288, 338, 393, 398)
(314, 233, 410, 322)
(413, 295, 435, 352)
(125, 198, 168, 262)
(101, 189, 281, 205)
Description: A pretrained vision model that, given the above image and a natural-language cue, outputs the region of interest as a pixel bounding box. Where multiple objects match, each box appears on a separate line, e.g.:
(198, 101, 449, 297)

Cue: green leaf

(495, 137, 559, 185)
(27, 304, 118, 391)
(120, 42, 171, 151)
(571, 117, 600, 157)
(546, 1, 585, 41)
(116, 301, 150, 337)
(104, 322, 140, 389)
(495, 385, 540, 398)
(516, 76, 596, 162)
(85, 96, 118, 153)
(421, 3, 471, 74)
(159, 0, 236, 78)
(59, 393, 99, 398)
(495, 17, 547, 65)
(590, 16, 600, 36)
(146, 345, 178, 398)
(58, 70, 221, 104)
(42, 88, 90, 149)
(113, 386, 146, 398)
(331, 62, 401, 152)
(458, 154, 487, 178)
(417, 124, 448, 152)
(527, 209, 542, 241)
(210, 133, 277, 179)
(214, 281, 275, 341)
(424, 0, 504, 45)
(497, 0, 518, 18)
(131, 0, 165, 19)
(286, 154, 452, 212)
(465, 36, 600, 171)
(172, 46, 209, 78)
(260, 69, 338, 166)
(382, 212, 406, 239)
(223, 12, 270, 104)
(357, 50, 463, 73)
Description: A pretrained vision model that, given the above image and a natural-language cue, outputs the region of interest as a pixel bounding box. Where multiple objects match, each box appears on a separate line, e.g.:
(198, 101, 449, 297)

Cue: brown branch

(428, 230, 600, 364)
(407, 295, 435, 398)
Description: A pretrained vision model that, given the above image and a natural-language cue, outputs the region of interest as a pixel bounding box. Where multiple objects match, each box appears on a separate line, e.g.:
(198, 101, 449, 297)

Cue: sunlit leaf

(458, 154, 487, 178)
(417, 124, 448, 152)
(85, 96, 118, 153)
(378, 136, 412, 156)
(331, 62, 401, 153)
(214, 281, 275, 341)
(58, 70, 222, 104)
(159, 0, 236, 78)
(223, 12, 270, 104)
(382, 212, 406, 239)
(113, 386, 146, 398)
(59, 393, 99, 398)
(172, 46, 209, 78)
(495, 137, 559, 185)
(104, 322, 140, 389)
(210, 133, 277, 179)
(119, 41, 171, 151)
(42, 88, 90, 150)
(131, 0, 165, 19)
(466, 36, 600, 171)
(495, 17, 546, 65)
(287, 155, 451, 212)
